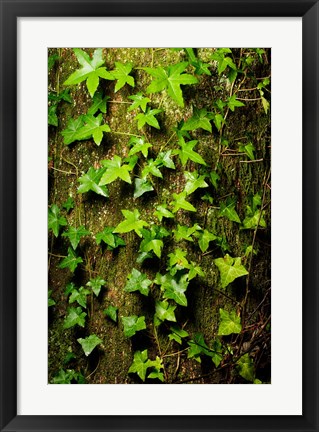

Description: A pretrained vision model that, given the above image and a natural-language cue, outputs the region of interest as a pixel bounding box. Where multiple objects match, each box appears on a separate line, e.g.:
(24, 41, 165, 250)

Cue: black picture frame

(0, 1, 318, 431)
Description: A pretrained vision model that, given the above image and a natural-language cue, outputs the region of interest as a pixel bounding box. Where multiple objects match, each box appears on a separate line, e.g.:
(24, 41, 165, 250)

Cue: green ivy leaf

(210, 339, 224, 367)
(239, 142, 255, 161)
(187, 262, 205, 280)
(75, 113, 111, 146)
(59, 247, 83, 272)
(87, 91, 109, 115)
(242, 208, 267, 230)
(155, 150, 176, 169)
(213, 113, 225, 131)
(168, 325, 189, 344)
(171, 191, 196, 213)
(77, 334, 102, 356)
(177, 137, 207, 166)
(48, 88, 73, 104)
(111, 62, 134, 92)
(154, 301, 176, 326)
(181, 107, 213, 133)
(196, 229, 218, 253)
(48, 204, 67, 237)
(128, 349, 150, 381)
(144, 61, 198, 107)
(69, 286, 90, 308)
(134, 178, 154, 198)
(173, 224, 201, 242)
(48, 53, 59, 71)
(62, 197, 75, 212)
(48, 290, 56, 307)
(167, 248, 189, 271)
(86, 276, 106, 297)
(191, 59, 211, 76)
(139, 226, 169, 259)
(103, 305, 118, 323)
(51, 369, 85, 384)
(99, 155, 132, 185)
(63, 306, 87, 329)
(122, 315, 146, 337)
(128, 136, 152, 158)
(124, 268, 152, 296)
(147, 356, 164, 382)
(113, 209, 149, 237)
(62, 225, 90, 250)
(219, 197, 241, 224)
(162, 274, 189, 307)
(135, 108, 162, 130)
(95, 227, 125, 249)
(187, 333, 212, 363)
(61, 116, 84, 145)
(227, 95, 245, 112)
(141, 159, 163, 179)
(128, 92, 151, 112)
(214, 254, 248, 288)
(184, 170, 208, 195)
(210, 171, 220, 189)
(236, 353, 255, 382)
(77, 167, 109, 197)
(218, 308, 242, 335)
(64, 48, 114, 97)
(154, 204, 174, 222)
(211, 48, 237, 75)
(48, 104, 58, 127)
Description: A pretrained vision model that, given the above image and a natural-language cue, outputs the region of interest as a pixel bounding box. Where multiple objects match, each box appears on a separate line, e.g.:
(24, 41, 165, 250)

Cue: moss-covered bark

(48, 48, 271, 384)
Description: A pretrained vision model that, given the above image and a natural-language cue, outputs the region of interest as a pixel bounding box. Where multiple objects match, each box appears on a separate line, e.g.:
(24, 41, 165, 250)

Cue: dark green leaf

(69, 286, 90, 308)
(227, 95, 245, 111)
(86, 276, 106, 297)
(62, 197, 75, 212)
(177, 137, 207, 166)
(48, 290, 56, 307)
(103, 305, 118, 322)
(59, 247, 83, 272)
(48, 104, 58, 127)
(87, 91, 109, 115)
(62, 225, 90, 249)
(155, 150, 176, 169)
(181, 107, 213, 132)
(154, 301, 176, 326)
(48, 204, 67, 237)
(184, 170, 208, 195)
(168, 325, 189, 344)
(134, 178, 154, 198)
(219, 197, 241, 223)
(95, 227, 125, 249)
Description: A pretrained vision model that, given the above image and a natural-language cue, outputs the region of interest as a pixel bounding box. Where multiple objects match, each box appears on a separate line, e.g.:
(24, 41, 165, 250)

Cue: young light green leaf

(48, 204, 67, 237)
(227, 95, 245, 112)
(211, 48, 237, 75)
(167, 248, 189, 271)
(181, 107, 213, 133)
(64, 48, 114, 97)
(196, 229, 218, 253)
(99, 155, 132, 185)
(124, 268, 152, 296)
(154, 204, 175, 222)
(62, 225, 90, 250)
(219, 197, 241, 224)
(236, 353, 255, 382)
(242, 208, 267, 230)
(122, 315, 146, 337)
(135, 108, 162, 130)
(128, 92, 151, 112)
(63, 306, 87, 329)
(128, 349, 150, 381)
(218, 308, 242, 335)
(77, 334, 102, 356)
(144, 61, 198, 107)
(75, 113, 111, 146)
(184, 170, 208, 195)
(187, 262, 205, 280)
(128, 136, 152, 158)
(59, 247, 83, 272)
(171, 191, 196, 213)
(134, 178, 154, 198)
(147, 356, 164, 382)
(111, 62, 134, 92)
(61, 116, 84, 145)
(177, 137, 207, 166)
(138, 226, 169, 259)
(154, 301, 177, 326)
(78, 167, 109, 197)
(103, 305, 118, 323)
(239, 142, 255, 161)
(141, 159, 163, 179)
(155, 150, 176, 169)
(68, 286, 90, 308)
(213, 113, 225, 131)
(214, 254, 248, 289)
(86, 276, 106, 297)
(113, 209, 149, 237)
(173, 224, 201, 242)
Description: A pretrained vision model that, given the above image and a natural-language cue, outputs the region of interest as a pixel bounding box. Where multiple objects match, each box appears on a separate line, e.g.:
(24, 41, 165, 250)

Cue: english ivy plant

(214, 254, 248, 289)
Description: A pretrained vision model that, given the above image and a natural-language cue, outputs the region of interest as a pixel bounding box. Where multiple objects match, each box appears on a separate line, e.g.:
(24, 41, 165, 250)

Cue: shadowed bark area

(48, 48, 271, 384)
